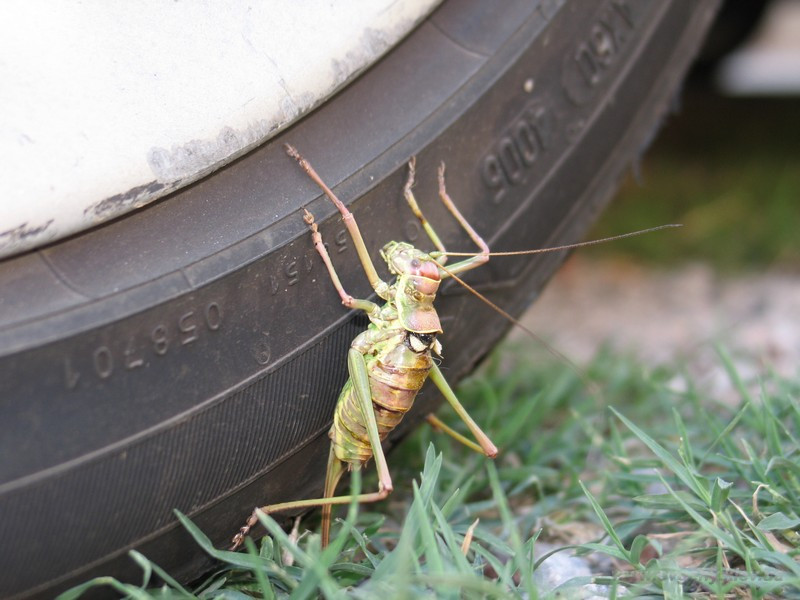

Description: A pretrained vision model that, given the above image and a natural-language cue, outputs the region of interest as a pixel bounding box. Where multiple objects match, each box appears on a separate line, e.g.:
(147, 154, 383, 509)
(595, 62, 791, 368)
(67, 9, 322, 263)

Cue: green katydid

(230, 144, 678, 549)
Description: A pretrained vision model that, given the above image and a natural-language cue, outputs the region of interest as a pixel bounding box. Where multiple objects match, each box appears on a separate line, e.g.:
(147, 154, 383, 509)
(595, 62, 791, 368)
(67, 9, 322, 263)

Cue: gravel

(518, 256, 800, 402)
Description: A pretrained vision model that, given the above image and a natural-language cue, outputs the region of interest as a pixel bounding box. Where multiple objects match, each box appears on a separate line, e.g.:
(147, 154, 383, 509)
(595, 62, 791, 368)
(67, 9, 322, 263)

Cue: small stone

(533, 543, 613, 599)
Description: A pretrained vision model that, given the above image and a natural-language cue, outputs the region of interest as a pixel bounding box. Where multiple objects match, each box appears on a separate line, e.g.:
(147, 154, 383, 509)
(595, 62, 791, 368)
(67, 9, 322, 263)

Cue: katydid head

(380, 241, 443, 334)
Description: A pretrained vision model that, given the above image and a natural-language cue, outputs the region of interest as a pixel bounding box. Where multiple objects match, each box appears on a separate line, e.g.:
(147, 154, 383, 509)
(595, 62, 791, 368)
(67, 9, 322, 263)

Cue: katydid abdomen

(331, 324, 434, 467)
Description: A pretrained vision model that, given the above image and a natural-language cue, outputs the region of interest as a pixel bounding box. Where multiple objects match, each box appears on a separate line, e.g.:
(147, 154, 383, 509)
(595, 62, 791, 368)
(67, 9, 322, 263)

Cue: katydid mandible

(230, 145, 679, 550)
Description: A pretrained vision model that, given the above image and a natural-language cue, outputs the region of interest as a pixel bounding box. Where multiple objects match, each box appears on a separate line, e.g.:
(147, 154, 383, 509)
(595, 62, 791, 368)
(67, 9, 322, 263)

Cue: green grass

(59, 343, 800, 598)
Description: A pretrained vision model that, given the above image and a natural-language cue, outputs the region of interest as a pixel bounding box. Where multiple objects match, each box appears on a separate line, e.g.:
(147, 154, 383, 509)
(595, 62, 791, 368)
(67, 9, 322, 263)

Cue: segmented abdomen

(330, 354, 431, 466)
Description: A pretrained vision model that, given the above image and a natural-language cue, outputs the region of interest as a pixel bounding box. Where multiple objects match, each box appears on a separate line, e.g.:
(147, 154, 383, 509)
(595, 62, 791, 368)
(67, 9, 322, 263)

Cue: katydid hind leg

(347, 348, 393, 495)
(428, 363, 498, 458)
(230, 350, 395, 550)
(321, 446, 345, 548)
(425, 413, 486, 455)
(229, 468, 395, 550)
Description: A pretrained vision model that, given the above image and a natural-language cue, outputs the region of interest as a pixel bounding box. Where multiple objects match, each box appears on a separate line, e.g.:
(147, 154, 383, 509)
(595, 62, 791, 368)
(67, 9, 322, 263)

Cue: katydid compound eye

(411, 258, 420, 268)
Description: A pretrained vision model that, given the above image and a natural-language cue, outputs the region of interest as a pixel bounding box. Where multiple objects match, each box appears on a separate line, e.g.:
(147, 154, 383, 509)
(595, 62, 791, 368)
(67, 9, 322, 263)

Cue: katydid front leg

(303, 209, 381, 316)
(432, 163, 490, 276)
(403, 157, 490, 275)
(288, 144, 391, 300)
(403, 156, 448, 262)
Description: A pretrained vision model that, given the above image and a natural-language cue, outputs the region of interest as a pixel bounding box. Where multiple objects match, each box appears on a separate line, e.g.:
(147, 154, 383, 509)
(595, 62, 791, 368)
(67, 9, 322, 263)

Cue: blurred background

(522, 0, 800, 396)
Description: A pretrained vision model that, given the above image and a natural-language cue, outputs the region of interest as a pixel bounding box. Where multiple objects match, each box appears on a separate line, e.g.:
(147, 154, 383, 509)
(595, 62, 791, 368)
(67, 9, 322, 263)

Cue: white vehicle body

(0, 0, 439, 258)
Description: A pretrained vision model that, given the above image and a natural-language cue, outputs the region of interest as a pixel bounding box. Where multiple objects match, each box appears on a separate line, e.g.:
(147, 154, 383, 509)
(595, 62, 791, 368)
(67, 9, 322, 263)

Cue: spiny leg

(287, 144, 390, 299)
(346, 347, 393, 494)
(434, 162, 490, 277)
(426, 414, 486, 455)
(321, 446, 346, 547)
(229, 459, 388, 551)
(231, 447, 343, 550)
(428, 363, 498, 458)
(403, 156, 449, 264)
(230, 349, 394, 550)
(303, 209, 380, 316)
